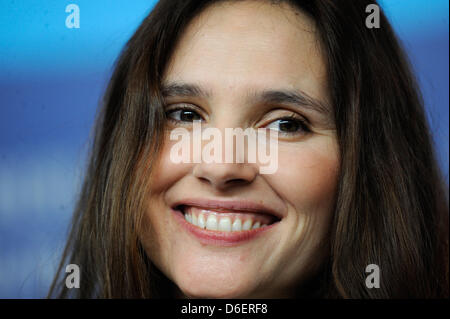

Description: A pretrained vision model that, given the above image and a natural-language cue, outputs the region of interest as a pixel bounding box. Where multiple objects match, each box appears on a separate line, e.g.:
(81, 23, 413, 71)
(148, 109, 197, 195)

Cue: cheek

(150, 138, 193, 193)
(140, 139, 193, 270)
(264, 138, 339, 283)
(271, 138, 339, 212)
(141, 140, 183, 247)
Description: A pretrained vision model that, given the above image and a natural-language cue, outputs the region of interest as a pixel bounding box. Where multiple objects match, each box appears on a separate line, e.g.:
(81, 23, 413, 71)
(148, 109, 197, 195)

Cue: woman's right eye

(166, 107, 204, 123)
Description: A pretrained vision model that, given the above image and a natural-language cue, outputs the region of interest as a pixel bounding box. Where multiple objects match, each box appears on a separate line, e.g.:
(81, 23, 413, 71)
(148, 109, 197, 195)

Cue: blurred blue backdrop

(0, 0, 448, 298)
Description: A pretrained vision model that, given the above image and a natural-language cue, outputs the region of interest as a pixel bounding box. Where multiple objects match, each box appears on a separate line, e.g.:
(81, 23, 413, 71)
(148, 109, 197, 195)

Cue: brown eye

(278, 119, 300, 132)
(166, 108, 204, 123)
(265, 117, 310, 135)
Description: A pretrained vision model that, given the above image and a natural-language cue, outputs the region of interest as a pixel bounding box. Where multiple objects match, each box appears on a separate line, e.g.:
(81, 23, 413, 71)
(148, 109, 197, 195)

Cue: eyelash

(165, 104, 311, 136)
(165, 104, 205, 124)
(264, 114, 311, 136)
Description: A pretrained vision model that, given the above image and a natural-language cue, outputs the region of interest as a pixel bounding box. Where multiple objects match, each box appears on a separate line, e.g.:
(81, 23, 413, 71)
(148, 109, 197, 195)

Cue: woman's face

(141, 1, 339, 298)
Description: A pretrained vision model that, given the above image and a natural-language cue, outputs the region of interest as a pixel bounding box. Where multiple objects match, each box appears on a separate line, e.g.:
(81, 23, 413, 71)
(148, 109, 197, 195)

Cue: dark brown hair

(48, 0, 449, 298)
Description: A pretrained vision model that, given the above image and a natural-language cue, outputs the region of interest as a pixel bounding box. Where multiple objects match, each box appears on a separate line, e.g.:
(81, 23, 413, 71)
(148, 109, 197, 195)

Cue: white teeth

(232, 219, 242, 231)
(192, 214, 198, 226)
(206, 215, 218, 230)
(242, 219, 252, 231)
(218, 217, 232, 232)
(183, 211, 270, 232)
(198, 213, 206, 229)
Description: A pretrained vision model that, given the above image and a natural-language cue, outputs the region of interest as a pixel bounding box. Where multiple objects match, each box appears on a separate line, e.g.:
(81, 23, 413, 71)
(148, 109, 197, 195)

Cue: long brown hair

(48, 0, 449, 298)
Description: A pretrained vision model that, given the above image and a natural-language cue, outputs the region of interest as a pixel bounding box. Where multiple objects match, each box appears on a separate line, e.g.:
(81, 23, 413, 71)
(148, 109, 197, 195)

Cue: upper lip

(171, 198, 284, 220)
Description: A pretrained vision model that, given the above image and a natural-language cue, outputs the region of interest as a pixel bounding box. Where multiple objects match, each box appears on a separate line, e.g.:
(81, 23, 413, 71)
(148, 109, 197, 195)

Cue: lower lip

(172, 209, 278, 246)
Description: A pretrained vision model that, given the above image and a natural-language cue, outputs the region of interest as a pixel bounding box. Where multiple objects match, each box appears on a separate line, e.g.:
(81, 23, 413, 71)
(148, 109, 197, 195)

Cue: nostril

(193, 163, 258, 190)
(224, 178, 251, 186)
(196, 176, 251, 190)
(197, 177, 210, 184)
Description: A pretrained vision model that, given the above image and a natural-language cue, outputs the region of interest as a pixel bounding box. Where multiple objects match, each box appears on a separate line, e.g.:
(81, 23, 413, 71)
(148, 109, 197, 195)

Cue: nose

(193, 162, 258, 191)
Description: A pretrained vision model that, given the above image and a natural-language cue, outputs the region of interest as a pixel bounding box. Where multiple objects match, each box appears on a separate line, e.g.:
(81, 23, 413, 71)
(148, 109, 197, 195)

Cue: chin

(174, 272, 258, 299)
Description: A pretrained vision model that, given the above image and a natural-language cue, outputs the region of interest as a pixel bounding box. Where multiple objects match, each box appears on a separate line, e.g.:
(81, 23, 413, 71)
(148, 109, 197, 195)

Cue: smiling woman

(48, 0, 448, 298)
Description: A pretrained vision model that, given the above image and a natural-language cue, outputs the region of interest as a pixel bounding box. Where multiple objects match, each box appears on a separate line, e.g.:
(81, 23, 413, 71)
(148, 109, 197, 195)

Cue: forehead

(163, 0, 328, 104)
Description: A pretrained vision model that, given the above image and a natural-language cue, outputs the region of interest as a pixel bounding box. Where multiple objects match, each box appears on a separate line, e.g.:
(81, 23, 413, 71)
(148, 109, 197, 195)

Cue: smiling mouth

(175, 204, 281, 233)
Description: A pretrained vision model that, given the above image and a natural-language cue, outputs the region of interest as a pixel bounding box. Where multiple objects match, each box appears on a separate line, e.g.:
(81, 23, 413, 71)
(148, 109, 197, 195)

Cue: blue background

(0, 0, 448, 298)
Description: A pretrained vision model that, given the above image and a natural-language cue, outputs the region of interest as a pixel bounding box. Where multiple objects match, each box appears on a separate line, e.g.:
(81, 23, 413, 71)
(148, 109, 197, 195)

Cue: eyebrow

(254, 89, 330, 116)
(161, 81, 330, 116)
(162, 82, 211, 99)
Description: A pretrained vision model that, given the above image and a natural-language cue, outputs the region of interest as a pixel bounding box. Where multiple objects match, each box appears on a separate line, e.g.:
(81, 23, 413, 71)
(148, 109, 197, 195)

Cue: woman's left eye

(264, 117, 310, 135)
